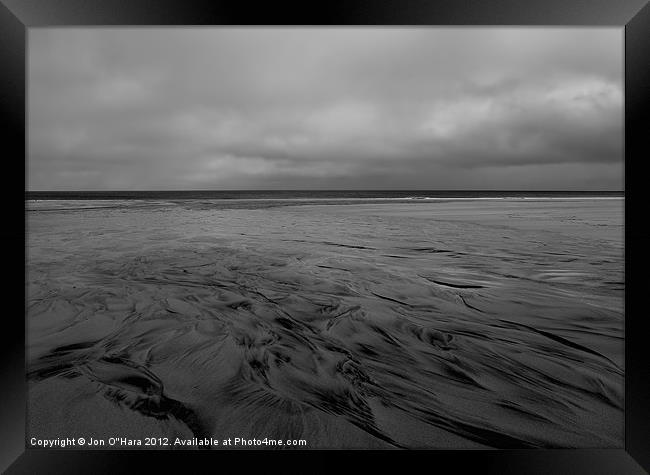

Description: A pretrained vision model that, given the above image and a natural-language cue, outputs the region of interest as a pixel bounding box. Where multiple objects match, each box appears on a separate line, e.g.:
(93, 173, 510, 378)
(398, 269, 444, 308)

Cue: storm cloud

(28, 28, 623, 190)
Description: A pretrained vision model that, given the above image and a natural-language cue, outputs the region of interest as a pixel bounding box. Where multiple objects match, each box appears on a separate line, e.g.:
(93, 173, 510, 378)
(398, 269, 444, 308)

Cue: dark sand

(26, 198, 624, 448)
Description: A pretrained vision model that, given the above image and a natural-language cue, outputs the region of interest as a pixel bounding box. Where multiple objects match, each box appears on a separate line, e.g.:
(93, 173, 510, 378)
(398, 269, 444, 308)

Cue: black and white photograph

(25, 27, 624, 450)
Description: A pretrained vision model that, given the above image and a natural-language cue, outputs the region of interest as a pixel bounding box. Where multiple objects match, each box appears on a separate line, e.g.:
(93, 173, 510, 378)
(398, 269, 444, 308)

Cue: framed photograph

(1, 0, 649, 473)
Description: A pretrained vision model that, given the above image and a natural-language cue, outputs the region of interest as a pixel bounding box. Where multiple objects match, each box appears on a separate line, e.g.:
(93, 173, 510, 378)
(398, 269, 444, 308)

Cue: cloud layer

(28, 28, 623, 190)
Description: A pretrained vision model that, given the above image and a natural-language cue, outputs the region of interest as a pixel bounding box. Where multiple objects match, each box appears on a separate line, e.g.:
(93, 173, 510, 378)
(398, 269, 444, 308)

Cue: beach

(26, 198, 624, 448)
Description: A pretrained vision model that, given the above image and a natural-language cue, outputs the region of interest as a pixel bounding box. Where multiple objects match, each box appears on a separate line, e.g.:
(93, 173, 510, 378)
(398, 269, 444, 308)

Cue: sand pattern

(26, 199, 624, 448)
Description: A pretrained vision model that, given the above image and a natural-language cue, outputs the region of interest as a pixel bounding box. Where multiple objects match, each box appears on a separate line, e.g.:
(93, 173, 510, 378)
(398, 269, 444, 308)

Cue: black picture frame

(2, 0, 648, 473)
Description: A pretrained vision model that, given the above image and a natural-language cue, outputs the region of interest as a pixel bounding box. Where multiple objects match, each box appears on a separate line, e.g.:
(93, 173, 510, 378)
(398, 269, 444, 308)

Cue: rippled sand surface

(26, 199, 624, 448)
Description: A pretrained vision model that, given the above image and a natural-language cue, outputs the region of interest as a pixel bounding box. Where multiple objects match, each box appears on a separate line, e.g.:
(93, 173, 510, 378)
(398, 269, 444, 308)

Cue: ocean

(26, 189, 623, 200)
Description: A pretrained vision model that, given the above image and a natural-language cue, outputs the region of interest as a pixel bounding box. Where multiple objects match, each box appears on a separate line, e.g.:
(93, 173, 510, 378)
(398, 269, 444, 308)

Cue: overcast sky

(28, 28, 623, 191)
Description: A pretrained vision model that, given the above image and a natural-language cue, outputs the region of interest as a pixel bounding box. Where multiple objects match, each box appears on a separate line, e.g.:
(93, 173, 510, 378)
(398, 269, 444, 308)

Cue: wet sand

(26, 199, 624, 448)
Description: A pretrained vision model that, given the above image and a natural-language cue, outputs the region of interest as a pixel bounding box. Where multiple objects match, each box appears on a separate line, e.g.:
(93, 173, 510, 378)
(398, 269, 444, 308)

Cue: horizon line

(25, 189, 624, 193)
